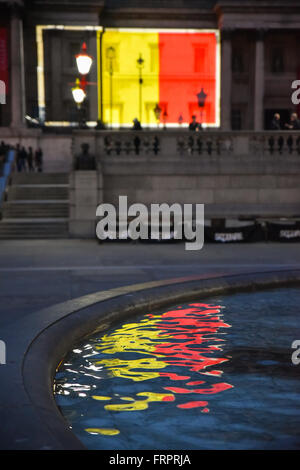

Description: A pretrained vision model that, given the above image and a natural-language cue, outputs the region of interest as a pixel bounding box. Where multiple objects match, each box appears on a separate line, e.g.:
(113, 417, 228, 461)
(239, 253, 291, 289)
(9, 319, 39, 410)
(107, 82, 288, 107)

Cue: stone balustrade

(71, 129, 300, 160)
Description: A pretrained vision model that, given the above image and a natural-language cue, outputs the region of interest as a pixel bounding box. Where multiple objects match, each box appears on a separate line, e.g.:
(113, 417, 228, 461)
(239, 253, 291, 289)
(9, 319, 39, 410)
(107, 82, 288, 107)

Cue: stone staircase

(0, 173, 69, 239)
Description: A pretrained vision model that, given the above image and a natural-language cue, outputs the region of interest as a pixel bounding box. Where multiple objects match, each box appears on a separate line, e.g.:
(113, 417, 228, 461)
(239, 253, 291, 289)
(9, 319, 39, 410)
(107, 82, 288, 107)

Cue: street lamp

(178, 113, 184, 127)
(197, 88, 208, 124)
(137, 54, 144, 123)
(72, 78, 86, 107)
(71, 42, 93, 127)
(76, 42, 93, 76)
(106, 46, 116, 128)
(153, 103, 162, 127)
(72, 78, 86, 127)
(162, 109, 168, 129)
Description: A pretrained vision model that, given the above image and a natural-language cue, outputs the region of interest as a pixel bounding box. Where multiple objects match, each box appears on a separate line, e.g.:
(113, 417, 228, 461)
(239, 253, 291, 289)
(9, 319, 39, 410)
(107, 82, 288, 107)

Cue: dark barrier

(204, 224, 265, 243)
(97, 222, 300, 244)
(266, 222, 300, 242)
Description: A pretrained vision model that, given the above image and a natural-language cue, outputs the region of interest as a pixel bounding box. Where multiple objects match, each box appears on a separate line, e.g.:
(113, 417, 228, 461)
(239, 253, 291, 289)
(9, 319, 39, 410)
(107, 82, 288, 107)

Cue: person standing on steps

(35, 147, 43, 172)
(19, 147, 28, 172)
(27, 147, 34, 172)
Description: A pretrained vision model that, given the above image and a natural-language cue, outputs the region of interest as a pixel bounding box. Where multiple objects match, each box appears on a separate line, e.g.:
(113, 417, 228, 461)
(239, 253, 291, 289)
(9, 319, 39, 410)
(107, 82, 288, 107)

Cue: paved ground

(0, 239, 300, 327)
(0, 239, 300, 450)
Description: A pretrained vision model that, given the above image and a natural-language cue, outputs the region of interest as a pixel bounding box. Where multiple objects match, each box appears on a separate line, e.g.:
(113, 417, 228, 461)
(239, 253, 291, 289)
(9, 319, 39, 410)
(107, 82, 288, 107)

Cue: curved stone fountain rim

(14, 270, 300, 449)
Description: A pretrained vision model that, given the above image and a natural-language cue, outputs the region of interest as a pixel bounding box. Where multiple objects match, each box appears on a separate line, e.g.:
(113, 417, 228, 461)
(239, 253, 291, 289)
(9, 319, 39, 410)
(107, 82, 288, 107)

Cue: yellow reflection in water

(105, 392, 175, 412)
(96, 318, 170, 357)
(85, 428, 120, 436)
(95, 317, 170, 382)
(96, 357, 167, 382)
(92, 396, 112, 401)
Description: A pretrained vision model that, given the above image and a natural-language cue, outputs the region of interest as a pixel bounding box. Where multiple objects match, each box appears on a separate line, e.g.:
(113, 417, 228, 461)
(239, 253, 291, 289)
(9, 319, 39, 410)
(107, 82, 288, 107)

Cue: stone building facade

(0, 0, 300, 130)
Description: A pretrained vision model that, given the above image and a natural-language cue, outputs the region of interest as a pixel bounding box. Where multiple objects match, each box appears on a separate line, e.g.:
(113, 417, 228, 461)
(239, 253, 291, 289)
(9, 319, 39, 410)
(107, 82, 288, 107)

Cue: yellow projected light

(102, 30, 159, 126)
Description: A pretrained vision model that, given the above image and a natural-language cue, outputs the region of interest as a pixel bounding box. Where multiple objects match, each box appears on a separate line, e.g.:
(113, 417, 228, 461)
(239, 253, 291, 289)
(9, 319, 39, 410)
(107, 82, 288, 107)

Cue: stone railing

(71, 129, 300, 160)
(262, 133, 300, 155)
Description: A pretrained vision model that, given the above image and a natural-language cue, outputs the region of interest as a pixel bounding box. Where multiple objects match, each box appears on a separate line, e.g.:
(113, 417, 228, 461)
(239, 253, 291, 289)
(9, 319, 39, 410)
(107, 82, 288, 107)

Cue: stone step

(2, 202, 69, 218)
(1, 218, 69, 222)
(3, 211, 68, 218)
(1, 171, 71, 238)
(8, 186, 69, 200)
(0, 221, 69, 239)
(11, 173, 69, 185)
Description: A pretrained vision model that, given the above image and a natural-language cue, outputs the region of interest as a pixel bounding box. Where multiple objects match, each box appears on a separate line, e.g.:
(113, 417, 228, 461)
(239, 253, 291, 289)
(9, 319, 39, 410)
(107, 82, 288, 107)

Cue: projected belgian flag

(98, 29, 220, 127)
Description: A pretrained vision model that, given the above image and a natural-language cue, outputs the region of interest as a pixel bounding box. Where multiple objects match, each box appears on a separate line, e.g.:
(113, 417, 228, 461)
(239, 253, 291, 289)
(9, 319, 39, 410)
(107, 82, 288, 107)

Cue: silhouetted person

(270, 113, 281, 130)
(0, 141, 7, 158)
(132, 118, 142, 130)
(95, 119, 106, 130)
(189, 115, 202, 131)
(27, 147, 34, 172)
(0, 141, 6, 173)
(35, 148, 43, 172)
(15, 144, 22, 172)
(19, 147, 27, 172)
(285, 113, 300, 130)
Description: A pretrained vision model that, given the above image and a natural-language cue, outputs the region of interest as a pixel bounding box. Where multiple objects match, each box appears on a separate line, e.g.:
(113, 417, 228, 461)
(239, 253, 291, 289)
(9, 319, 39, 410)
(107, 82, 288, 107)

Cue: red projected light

(159, 32, 217, 125)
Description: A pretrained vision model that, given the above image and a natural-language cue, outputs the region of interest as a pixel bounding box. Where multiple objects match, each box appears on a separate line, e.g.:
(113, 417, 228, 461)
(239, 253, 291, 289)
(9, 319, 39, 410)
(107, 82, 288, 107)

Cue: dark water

(54, 287, 300, 450)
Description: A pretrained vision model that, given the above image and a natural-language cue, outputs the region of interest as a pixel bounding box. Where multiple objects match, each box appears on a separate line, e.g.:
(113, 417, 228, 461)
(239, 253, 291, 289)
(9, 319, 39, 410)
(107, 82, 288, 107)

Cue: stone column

(69, 168, 103, 238)
(89, 32, 98, 122)
(221, 29, 232, 130)
(10, 7, 25, 128)
(254, 30, 265, 131)
(51, 32, 62, 120)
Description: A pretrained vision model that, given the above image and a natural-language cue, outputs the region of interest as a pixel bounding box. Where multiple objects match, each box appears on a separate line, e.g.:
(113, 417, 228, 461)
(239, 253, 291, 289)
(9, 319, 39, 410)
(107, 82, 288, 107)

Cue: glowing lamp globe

(72, 79, 86, 105)
(76, 43, 93, 75)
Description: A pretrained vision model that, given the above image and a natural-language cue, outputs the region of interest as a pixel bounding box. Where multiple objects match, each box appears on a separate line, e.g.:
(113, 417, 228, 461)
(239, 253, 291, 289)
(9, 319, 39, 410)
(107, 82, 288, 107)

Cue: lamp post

(72, 78, 86, 127)
(153, 103, 162, 128)
(106, 46, 116, 128)
(137, 54, 144, 123)
(178, 113, 184, 127)
(71, 42, 93, 127)
(162, 109, 168, 129)
(197, 88, 208, 125)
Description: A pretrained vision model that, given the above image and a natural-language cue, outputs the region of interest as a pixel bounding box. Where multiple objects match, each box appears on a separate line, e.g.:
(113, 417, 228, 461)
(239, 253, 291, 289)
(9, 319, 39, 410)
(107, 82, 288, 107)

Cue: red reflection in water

(153, 303, 233, 411)
(159, 373, 190, 381)
(177, 401, 208, 409)
(94, 302, 233, 414)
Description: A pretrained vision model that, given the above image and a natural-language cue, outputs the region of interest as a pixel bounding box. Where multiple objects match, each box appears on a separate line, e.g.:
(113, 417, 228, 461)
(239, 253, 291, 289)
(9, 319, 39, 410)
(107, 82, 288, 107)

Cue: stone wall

(72, 129, 300, 224)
